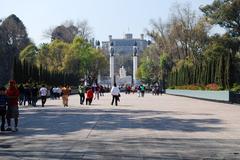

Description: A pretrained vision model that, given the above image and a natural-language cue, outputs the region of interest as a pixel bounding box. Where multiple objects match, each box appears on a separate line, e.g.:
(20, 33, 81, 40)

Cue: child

(86, 87, 94, 105)
(0, 87, 7, 131)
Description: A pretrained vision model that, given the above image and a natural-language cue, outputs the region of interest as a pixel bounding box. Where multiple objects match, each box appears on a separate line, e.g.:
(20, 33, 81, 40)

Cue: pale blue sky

(1, 0, 214, 45)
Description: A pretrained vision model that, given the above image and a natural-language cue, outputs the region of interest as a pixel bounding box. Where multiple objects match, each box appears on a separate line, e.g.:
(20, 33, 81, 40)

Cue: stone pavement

(1, 93, 240, 160)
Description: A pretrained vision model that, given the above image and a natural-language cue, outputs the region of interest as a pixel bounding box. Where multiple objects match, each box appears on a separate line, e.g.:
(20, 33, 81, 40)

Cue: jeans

(79, 93, 85, 105)
(41, 96, 46, 107)
(111, 95, 119, 106)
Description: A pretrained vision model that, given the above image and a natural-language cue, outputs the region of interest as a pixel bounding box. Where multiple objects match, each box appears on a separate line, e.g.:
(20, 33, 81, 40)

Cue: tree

(200, 0, 240, 37)
(47, 40, 70, 72)
(0, 14, 30, 85)
(76, 20, 93, 40)
(19, 44, 38, 63)
(36, 43, 50, 68)
(66, 37, 107, 83)
(51, 25, 77, 43)
(137, 56, 159, 85)
(1, 14, 30, 54)
(146, 3, 210, 63)
(44, 20, 93, 43)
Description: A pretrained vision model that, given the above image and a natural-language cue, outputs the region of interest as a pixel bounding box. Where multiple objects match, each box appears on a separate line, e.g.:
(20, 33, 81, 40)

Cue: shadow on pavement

(0, 137, 240, 159)
(14, 108, 224, 137)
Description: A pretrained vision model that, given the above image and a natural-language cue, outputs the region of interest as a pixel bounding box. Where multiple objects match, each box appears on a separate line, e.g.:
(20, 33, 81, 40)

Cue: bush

(168, 86, 175, 89)
(169, 83, 222, 91)
(231, 83, 240, 93)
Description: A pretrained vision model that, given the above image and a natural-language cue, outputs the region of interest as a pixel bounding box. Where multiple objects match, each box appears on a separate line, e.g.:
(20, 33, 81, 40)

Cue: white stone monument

(119, 66, 127, 78)
(133, 45, 138, 84)
(109, 47, 115, 85)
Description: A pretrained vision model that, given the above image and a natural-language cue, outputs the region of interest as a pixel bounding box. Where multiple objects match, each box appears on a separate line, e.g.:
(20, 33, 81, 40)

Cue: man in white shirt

(39, 85, 48, 107)
(110, 83, 120, 106)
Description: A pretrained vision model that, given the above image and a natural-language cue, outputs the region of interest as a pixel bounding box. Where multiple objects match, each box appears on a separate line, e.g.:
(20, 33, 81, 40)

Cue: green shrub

(231, 83, 240, 93)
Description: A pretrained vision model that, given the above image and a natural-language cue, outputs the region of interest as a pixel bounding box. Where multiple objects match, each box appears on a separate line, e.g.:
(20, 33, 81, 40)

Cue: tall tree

(200, 0, 240, 37)
(0, 14, 30, 85)
(76, 20, 92, 40)
(44, 20, 93, 43)
(201, 0, 240, 85)
(51, 25, 78, 43)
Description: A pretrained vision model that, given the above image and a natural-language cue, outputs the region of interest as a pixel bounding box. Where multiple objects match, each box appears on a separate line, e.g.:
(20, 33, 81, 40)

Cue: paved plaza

(1, 93, 240, 160)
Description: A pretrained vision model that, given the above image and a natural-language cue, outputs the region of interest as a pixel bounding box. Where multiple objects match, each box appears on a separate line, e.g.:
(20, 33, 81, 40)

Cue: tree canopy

(200, 0, 240, 37)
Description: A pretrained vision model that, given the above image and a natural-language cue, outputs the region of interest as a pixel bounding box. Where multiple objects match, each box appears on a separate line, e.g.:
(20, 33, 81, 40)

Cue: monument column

(109, 43, 115, 85)
(133, 42, 138, 85)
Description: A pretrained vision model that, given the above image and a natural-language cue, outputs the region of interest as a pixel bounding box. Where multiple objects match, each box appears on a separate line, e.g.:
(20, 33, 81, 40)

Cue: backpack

(78, 86, 85, 94)
(140, 86, 145, 91)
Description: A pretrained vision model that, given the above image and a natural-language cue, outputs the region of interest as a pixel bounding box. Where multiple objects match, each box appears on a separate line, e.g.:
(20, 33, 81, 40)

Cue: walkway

(1, 93, 240, 159)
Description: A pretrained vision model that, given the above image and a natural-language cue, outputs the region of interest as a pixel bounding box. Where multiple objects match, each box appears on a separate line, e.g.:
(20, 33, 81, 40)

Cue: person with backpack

(140, 84, 145, 97)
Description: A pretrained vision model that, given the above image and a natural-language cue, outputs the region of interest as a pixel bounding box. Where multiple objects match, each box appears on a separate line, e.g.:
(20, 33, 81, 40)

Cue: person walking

(31, 84, 38, 107)
(18, 84, 24, 105)
(140, 84, 145, 97)
(137, 85, 141, 97)
(86, 87, 94, 105)
(78, 82, 86, 105)
(94, 84, 100, 100)
(39, 85, 48, 107)
(111, 83, 120, 106)
(6, 80, 20, 132)
(56, 86, 62, 99)
(23, 84, 32, 106)
(62, 85, 71, 107)
(52, 86, 58, 99)
(0, 86, 7, 131)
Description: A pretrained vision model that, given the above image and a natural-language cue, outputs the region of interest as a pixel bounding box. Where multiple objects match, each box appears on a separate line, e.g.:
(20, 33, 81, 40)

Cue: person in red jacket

(86, 87, 94, 105)
(6, 80, 20, 132)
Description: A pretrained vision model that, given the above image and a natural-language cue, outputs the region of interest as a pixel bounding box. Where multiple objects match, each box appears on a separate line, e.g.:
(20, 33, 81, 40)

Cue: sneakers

(6, 127, 11, 131)
(12, 127, 18, 132)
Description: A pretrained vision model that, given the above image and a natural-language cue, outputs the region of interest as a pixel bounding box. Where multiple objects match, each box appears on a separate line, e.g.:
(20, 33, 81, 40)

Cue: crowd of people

(0, 79, 163, 133)
(0, 81, 73, 132)
(124, 84, 163, 97)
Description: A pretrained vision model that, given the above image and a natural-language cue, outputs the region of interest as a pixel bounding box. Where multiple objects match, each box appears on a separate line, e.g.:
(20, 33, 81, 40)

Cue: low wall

(166, 89, 230, 102)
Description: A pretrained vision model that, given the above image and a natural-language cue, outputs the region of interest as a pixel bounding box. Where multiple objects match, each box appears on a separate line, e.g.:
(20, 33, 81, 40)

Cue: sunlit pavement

(1, 93, 240, 160)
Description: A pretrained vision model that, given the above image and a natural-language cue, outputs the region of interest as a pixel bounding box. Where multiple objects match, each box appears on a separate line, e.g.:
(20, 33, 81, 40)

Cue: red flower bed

(205, 83, 220, 91)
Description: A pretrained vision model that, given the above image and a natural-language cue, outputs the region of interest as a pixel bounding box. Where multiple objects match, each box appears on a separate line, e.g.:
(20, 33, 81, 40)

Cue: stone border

(166, 89, 230, 102)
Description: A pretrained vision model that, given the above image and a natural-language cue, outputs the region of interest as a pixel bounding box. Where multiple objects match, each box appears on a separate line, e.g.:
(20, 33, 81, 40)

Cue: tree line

(137, 0, 240, 90)
(13, 59, 79, 86)
(0, 14, 108, 86)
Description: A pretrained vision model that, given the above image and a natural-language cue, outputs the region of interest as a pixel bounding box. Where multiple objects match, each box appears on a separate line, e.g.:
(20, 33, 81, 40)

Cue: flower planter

(166, 89, 230, 102)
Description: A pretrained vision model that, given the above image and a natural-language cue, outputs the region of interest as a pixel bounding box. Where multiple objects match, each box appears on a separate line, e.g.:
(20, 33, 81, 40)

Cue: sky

(1, 0, 214, 46)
